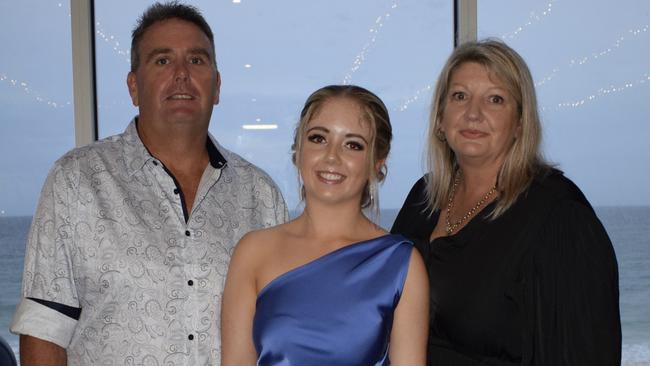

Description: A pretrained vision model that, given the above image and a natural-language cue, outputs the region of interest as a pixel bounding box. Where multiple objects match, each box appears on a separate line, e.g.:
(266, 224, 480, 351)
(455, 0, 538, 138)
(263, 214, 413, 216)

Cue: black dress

(391, 170, 621, 365)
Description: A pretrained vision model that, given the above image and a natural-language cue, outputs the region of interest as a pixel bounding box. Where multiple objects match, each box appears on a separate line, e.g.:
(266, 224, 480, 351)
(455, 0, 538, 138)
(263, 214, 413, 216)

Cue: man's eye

(155, 58, 169, 65)
(307, 134, 325, 144)
(190, 57, 204, 65)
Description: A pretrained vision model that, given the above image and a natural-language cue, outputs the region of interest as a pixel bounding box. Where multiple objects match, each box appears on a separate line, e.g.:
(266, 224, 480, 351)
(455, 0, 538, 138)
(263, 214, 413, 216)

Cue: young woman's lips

(460, 129, 488, 139)
(316, 171, 346, 184)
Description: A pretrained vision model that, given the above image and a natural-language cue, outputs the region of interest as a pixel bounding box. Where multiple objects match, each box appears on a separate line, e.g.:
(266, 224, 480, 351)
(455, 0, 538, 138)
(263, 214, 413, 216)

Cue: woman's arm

(221, 233, 260, 366)
(389, 248, 429, 365)
(532, 200, 621, 365)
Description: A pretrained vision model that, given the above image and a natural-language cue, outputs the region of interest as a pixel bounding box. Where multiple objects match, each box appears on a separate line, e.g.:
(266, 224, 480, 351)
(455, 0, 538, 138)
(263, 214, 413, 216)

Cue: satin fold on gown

(253, 234, 413, 366)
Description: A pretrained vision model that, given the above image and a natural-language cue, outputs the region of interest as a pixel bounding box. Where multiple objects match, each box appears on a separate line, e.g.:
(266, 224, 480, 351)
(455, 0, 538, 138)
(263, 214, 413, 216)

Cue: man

(11, 2, 287, 365)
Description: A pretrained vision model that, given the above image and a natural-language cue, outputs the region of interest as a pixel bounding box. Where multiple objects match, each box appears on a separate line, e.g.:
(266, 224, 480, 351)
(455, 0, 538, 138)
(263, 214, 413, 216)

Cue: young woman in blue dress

(221, 85, 429, 366)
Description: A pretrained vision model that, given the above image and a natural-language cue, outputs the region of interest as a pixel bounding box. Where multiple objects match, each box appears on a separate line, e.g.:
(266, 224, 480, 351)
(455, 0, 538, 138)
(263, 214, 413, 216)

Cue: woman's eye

(307, 134, 325, 144)
(346, 141, 365, 151)
(489, 95, 505, 104)
(451, 91, 466, 101)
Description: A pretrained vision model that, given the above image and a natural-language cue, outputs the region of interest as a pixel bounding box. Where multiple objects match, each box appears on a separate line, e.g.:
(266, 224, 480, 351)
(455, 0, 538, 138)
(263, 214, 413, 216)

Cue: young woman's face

(298, 97, 373, 207)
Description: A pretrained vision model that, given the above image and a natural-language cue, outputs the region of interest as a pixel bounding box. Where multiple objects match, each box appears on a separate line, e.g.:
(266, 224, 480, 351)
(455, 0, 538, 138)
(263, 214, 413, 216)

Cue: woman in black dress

(391, 39, 621, 365)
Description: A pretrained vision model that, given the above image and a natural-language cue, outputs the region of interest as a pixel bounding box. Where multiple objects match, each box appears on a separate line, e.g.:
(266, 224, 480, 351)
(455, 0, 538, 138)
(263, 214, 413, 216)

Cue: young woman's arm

(221, 233, 260, 366)
(389, 248, 429, 365)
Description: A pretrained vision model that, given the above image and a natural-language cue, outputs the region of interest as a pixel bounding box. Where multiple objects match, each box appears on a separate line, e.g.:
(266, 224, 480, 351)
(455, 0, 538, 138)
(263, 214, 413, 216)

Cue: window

(0, 0, 74, 358)
(479, 2, 650, 363)
(95, 0, 453, 219)
(3, 2, 647, 363)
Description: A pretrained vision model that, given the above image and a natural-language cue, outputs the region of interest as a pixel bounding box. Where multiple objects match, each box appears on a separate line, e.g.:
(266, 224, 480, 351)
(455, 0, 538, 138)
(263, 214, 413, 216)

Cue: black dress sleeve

(531, 199, 621, 365)
(391, 176, 436, 259)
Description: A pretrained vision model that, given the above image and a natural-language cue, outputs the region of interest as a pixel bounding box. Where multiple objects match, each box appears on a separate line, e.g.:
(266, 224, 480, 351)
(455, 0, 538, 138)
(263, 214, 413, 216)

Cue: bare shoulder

(233, 223, 293, 261)
(405, 247, 428, 293)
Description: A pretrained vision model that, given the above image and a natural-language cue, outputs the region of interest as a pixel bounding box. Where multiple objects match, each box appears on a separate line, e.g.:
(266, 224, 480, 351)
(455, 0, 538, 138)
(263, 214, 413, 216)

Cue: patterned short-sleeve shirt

(11, 120, 288, 365)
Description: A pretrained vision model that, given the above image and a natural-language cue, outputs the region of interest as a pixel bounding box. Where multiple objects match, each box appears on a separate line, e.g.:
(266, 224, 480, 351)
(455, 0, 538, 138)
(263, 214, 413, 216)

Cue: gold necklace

(445, 173, 497, 235)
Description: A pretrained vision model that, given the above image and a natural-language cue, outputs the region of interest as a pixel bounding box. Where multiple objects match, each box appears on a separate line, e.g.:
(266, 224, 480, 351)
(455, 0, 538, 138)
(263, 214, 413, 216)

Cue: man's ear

(213, 71, 221, 105)
(127, 72, 139, 106)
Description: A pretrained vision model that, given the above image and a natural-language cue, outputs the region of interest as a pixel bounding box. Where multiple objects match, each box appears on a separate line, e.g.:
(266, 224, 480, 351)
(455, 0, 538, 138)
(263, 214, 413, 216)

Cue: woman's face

(298, 97, 373, 207)
(439, 62, 520, 168)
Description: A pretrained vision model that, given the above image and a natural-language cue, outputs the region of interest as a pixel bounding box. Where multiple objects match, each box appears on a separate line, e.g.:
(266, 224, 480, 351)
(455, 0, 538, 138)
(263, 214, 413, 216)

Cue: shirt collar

(206, 133, 227, 169)
(122, 117, 228, 177)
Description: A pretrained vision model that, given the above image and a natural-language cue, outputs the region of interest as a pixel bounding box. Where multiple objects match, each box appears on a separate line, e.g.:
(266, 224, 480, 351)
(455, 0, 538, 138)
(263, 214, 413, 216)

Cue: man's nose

(174, 62, 189, 82)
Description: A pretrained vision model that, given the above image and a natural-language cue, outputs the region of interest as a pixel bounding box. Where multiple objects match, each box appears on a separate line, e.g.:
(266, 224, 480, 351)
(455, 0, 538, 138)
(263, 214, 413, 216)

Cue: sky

(1, 0, 649, 216)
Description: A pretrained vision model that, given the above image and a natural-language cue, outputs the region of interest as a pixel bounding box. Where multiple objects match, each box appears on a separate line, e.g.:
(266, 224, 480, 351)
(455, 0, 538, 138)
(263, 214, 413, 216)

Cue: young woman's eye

(489, 95, 505, 104)
(307, 134, 326, 144)
(346, 141, 365, 151)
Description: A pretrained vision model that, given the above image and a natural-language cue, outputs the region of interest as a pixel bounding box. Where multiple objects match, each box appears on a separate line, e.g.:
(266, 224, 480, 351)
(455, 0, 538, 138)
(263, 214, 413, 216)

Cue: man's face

(127, 18, 220, 130)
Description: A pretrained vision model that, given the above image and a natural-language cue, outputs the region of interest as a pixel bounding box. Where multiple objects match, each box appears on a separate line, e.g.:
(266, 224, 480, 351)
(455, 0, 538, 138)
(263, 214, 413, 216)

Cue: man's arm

(11, 160, 80, 362)
(20, 335, 67, 366)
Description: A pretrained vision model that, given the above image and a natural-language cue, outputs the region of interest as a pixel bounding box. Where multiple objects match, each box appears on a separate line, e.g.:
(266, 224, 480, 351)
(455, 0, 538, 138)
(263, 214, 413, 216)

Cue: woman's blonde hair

(292, 85, 392, 217)
(426, 39, 550, 218)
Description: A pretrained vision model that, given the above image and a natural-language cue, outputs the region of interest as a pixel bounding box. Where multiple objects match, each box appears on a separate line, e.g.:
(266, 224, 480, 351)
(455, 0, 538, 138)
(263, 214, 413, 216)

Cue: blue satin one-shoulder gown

(252, 234, 413, 366)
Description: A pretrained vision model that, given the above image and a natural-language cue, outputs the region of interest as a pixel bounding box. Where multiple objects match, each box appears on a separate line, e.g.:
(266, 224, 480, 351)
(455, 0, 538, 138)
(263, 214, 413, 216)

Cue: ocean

(1, 207, 649, 364)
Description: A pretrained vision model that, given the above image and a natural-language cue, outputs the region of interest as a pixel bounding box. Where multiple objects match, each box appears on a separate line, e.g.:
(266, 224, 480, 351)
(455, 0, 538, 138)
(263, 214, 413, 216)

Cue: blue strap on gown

(253, 234, 413, 366)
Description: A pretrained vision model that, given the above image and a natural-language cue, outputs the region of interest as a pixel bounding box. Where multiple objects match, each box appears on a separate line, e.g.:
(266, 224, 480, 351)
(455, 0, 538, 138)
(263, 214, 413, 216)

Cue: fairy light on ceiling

(397, 84, 432, 112)
(569, 25, 648, 67)
(1, 3, 72, 109)
(342, 1, 399, 85)
(0, 73, 71, 109)
(397, 2, 557, 113)
(536, 24, 648, 88)
(543, 73, 649, 111)
(95, 20, 130, 63)
(501, 0, 557, 40)
(397, 3, 648, 113)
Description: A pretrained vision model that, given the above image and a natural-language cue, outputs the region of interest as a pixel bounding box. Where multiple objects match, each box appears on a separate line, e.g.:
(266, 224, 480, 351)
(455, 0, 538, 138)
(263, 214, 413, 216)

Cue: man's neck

(137, 119, 210, 174)
(136, 119, 212, 216)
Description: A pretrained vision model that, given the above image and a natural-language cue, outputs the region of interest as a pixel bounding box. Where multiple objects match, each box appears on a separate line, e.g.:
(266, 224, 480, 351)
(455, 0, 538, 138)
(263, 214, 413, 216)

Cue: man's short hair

(130, 1, 216, 72)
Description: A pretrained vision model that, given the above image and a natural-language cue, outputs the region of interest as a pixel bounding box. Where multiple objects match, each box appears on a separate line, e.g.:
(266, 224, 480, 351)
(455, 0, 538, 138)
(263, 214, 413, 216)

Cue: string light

(0, 73, 71, 109)
(501, 0, 557, 40)
(543, 73, 649, 111)
(397, 84, 432, 112)
(535, 23, 648, 90)
(342, 1, 399, 85)
(568, 25, 648, 67)
(1, 3, 72, 109)
(95, 20, 130, 63)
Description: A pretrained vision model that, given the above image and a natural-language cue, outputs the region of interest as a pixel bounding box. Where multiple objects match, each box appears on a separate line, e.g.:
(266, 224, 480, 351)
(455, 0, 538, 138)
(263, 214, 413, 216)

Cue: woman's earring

(436, 128, 447, 142)
(298, 172, 305, 201)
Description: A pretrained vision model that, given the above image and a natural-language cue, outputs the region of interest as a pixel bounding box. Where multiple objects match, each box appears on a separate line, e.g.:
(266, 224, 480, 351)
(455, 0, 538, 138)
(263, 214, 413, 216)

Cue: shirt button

(185, 230, 191, 237)
(152, 160, 159, 166)
(188, 334, 194, 340)
(188, 280, 194, 286)
(173, 188, 179, 195)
